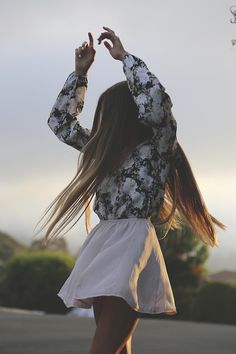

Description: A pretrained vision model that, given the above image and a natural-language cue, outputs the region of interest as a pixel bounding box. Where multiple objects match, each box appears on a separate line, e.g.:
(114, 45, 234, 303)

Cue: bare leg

(93, 296, 133, 354)
(119, 336, 132, 354)
(90, 295, 140, 354)
(93, 296, 103, 326)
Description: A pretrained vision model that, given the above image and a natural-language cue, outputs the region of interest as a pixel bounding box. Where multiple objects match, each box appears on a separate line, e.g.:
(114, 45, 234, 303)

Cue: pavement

(0, 307, 236, 354)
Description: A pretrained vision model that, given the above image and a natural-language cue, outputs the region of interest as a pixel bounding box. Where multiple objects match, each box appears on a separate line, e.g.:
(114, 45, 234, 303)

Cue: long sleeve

(122, 53, 178, 159)
(47, 71, 91, 151)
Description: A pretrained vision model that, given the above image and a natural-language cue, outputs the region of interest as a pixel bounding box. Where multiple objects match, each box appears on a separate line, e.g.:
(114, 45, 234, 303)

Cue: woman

(36, 26, 226, 354)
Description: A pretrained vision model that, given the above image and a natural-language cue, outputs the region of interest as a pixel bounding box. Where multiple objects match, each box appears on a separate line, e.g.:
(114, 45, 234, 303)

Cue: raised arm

(48, 32, 96, 152)
(122, 53, 178, 159)
(97, 26, 178, 159)
(47, 72, 91, 151)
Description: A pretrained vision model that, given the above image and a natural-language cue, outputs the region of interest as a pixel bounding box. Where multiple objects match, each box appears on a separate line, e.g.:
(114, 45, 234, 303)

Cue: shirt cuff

(73, 71, 88, 87)
(122, 52, 133, 65)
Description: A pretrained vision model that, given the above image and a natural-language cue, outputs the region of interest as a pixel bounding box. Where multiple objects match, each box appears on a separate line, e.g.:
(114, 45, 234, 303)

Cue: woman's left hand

(75, 32, 96, 76)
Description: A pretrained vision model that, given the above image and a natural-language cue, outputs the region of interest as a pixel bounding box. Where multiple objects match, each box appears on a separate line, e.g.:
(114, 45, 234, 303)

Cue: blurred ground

(0, 307, 236, 354)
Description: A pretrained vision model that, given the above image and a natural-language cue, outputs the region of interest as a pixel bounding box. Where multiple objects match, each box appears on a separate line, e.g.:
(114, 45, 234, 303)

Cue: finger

(75, 46, 82, 54)
(97, 32, 115, 43)
(88, 32, 94, 47)
(103, 26, 115, 34)
(75, 46, 83, 57)
(82, 41, 88, 49)
(100, 30, 115, 38)
(98, 31, 114, 39)
(104, 41, 112, 51)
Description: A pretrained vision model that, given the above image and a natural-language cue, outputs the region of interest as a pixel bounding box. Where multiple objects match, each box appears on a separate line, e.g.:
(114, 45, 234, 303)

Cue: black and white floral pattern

(48, 53, 178, 220)
(48, 73, 91, 151)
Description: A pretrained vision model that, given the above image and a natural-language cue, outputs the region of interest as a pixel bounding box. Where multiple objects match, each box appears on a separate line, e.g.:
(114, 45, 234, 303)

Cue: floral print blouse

(47, 53, 178, 220)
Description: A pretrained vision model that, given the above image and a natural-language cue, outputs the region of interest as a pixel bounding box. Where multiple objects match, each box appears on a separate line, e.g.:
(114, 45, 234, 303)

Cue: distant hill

(205, 270, 236, 285)
(0, 230, 28, 264)
(29, 237, 69, 253)
(0, 230, 69, 267)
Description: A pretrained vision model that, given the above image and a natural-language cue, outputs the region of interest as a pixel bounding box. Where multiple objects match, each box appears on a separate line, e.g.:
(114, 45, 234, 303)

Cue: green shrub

(191, 282, 236, 325)
(173, 287, 199, 320)
(0, 251, 76, 314)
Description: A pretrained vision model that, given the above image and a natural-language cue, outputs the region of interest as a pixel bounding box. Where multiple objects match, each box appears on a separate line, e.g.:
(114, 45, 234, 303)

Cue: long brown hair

(34, 81, 226, 247)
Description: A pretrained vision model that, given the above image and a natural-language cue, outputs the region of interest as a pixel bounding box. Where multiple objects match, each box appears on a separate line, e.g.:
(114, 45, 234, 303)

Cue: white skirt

(57, 217, 177, 316)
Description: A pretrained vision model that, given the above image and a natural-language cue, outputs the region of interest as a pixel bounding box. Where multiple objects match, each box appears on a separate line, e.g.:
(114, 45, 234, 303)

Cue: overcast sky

(0, 0, 235, 272)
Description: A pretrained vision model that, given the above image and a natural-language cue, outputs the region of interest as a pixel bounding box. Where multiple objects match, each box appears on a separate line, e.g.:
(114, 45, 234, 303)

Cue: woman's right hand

(97, 26, 128, 61)
(75, 32, 96, 75)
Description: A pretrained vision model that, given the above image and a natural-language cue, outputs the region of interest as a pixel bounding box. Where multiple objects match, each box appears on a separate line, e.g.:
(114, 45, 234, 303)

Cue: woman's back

(47, 52, 178, 221)
(93, 137, 171, 220)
